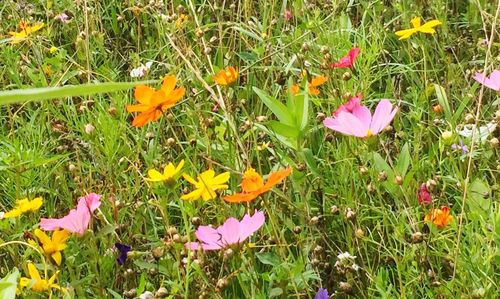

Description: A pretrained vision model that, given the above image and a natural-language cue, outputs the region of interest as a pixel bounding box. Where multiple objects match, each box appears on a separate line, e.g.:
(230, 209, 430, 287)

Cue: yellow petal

(182, 173, 198, 185)
(210, 172, 231, 185)
(180, 189, 203, 201)
(34, 229, 51, 246)
(27, 263, 41, 280)
(52, 251, 62, 265)
(174, 160, 185, 174)
(146, 169, 167, 181)
(410, 17, 421, 28)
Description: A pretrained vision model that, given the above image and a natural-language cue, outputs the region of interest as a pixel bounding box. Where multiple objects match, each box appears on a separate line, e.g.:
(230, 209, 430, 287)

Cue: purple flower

(115, 243, 131, 265)
(418, 183, 432, 205)
(315, 288, 329, 299)
(451, 140, 469, 154)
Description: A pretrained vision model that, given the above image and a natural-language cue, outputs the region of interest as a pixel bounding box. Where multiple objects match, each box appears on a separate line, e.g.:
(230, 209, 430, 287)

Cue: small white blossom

(130, 61, 153, 78)
(457, 122, 496, 143)
(139, 291, 154, 299)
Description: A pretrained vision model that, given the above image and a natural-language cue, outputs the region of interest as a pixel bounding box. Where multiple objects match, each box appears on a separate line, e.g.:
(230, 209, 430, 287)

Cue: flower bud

(377, 171, 387, 182)
(489, 137, 499, 149)
(342, 72, 351, 81)
(441, 130, 453, 140)
(355, 228, 364, 238)
(155, 287, 168, 298)
(359, 166, 369, 176)
(464, 113, 475, 124)
(432, 104, 443, 113)
(339, 282, 352, 294)
(293, 226, 302, 234)
(166, 138, 176, 146)
(330, 205, 339, 214)
(411, 232, 423, 243)
(393, 175, 403, 185)
(84, 123, 95, 134)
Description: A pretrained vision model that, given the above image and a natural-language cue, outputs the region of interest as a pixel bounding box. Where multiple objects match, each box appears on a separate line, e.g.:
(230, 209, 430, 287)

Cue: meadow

(0, 0, 499, 298)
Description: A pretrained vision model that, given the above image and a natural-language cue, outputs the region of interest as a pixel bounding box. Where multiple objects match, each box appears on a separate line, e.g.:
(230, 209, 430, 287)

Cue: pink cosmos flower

(284, 10, 293, 22)
(185, 210, 265, 251)
(323, 99, 398, 137)
(473, 69, 500, 91)
(418, 183, 431, 205)
(330, 48, 360, 69)
(40, 193, 101, 236)
(332, 94, 362, 117)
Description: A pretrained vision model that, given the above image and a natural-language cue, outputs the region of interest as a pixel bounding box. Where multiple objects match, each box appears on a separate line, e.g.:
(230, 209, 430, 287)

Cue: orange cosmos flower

(224, 167, 292, 203)
(213, 66, 238, 86)
(126, 75, 185, 127)
(291, 75, 328, 96)
(424, 206, 453, 228)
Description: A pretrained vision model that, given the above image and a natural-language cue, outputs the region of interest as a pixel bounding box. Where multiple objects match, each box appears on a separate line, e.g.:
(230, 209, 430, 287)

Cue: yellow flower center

(366, 129, 373, 137)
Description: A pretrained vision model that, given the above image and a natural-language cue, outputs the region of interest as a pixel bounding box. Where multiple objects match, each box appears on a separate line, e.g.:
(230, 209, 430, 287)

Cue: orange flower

(425, 206, 453, 228)
(213, 66, 238, 86)
(126, 75, 185, 127)
(224, 167, 292, 203)
(291, 75, 328, 96)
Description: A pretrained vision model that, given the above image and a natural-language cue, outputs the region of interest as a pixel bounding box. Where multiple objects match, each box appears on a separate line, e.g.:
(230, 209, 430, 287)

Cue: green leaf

(253, 87, 294, 126)
(269, 287, 283, 298)
(395, 143, 410, 176)
(293, 86, 309, 130)
(433, 84, 452, 121)
(0, 80, 155, 105)
(0, 268, 19, 299)
(467, 179, 491, 214)
(267, 121, 300, 139)
(106, 288, 123, 299)
(255, 252, 281, 266)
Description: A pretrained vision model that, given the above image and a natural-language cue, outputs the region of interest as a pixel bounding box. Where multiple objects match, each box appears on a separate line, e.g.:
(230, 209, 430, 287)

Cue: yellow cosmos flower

(213, 66, 238, 86)
(8, 21, 45, 44)
(145, 160, 184, 183)
(19, 263, 60, 293)
(29, 229, 70, 266)
(395, 17, 442, 40)
(181, 169, 230, 201)
(3, 197, 43, 218)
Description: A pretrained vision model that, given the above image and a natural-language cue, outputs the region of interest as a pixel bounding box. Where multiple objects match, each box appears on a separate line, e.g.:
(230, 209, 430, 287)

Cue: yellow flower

(213, 66, 238, 86)
(3, 197, 43, 218)
(181, 169, 230, 201)
(19, 263, 60, 293)
(49, 46, 58, 54)
(175, 14, 189, 28)
(145, 160, 184, 183)
(395, 17, 442, 40)
(30, 229, 70, 266)
(8, 21, 45, 44)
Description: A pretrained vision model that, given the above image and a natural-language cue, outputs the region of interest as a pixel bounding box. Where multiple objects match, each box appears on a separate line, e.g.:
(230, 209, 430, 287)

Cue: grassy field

(0, 0, 499, 298)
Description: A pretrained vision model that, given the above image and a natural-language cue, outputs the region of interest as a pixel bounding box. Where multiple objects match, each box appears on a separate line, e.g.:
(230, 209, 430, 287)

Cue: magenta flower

(330, 48, 360, 69)
(418, 183, 431, 205)
(185, 210, 265, 251)
(284, 9, 293, 22)
(40, 193, 101, 235)
(473, 69, 500, 91)
(323, 99, 398, 137)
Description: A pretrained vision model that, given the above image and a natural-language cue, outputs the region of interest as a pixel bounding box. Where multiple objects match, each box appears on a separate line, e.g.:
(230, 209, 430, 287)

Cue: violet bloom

(185, 210, 265, 251)
(323, 99, 398, 138)
(418, 183, 431, 205)
(451, 140, 469, 154)
(473, 69, 500, 91)
(315, 288, 329, 299)
(115, 243, 131, 265)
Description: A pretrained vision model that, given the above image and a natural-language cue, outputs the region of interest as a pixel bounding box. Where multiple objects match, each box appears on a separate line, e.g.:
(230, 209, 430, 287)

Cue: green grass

(0, 0, 499, 298)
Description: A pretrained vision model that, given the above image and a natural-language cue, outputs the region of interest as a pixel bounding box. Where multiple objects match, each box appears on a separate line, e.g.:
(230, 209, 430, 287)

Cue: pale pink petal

(217, 218, 241, 245)
(351, 105, 372, 129)
(336, 112, 369, 137)
(370, 100, 396, 134)
(474, 70, 500, 91)
(195, 226, 221, 246)
(83, 193, 102, 212)
(238, 210, 265, 241)
(473, 72, 486, 84)
(185, 242, 200, 250)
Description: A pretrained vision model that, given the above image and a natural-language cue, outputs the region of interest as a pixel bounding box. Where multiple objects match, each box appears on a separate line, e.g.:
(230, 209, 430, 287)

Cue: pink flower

(323, 99, 398, 137)
(473, 69, 500, 91)
(185, 210, 265, 251)
(418, 183, 431, 205)
(332, 94, 362, 117)
(330, 48, 360, 69)
(40, 193, 101, 235)
(284, 10, 293, 22)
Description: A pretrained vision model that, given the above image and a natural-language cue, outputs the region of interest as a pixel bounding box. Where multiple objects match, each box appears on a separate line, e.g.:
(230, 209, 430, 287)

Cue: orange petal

(262, 167, 292, 191)
(161, 75, 177, 96)
(291, 85, 300, 95)
(223, 192, 259, 203)
(131, 109, 162, 127)
(126, 103, 151, 112)
(134, 85, 155, 104)
(310, 75, 327, 87)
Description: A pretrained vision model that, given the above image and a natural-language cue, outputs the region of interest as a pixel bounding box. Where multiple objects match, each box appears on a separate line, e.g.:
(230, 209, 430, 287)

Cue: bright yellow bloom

(8, 21, 45, 44)
(213, 66, 238, 86)
(395, 17, 442, 40)
(181, 169, 230, 201)
(19, 263, 60, 293)
(3, 197, 43, 218)
(146, 160, 184, 182)
(175, 14, 189, 28)
(49, 46, 58, 54)
(29, 229, 70, 266)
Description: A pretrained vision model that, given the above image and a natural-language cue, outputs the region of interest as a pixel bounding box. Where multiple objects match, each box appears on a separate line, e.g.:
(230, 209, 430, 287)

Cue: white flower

(337, 252, 356, 261)
(130, 61, 153, 78)
(0, 212, 4, 219)
(457, 122, 497, 143)
(352, 263, 361, 271)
